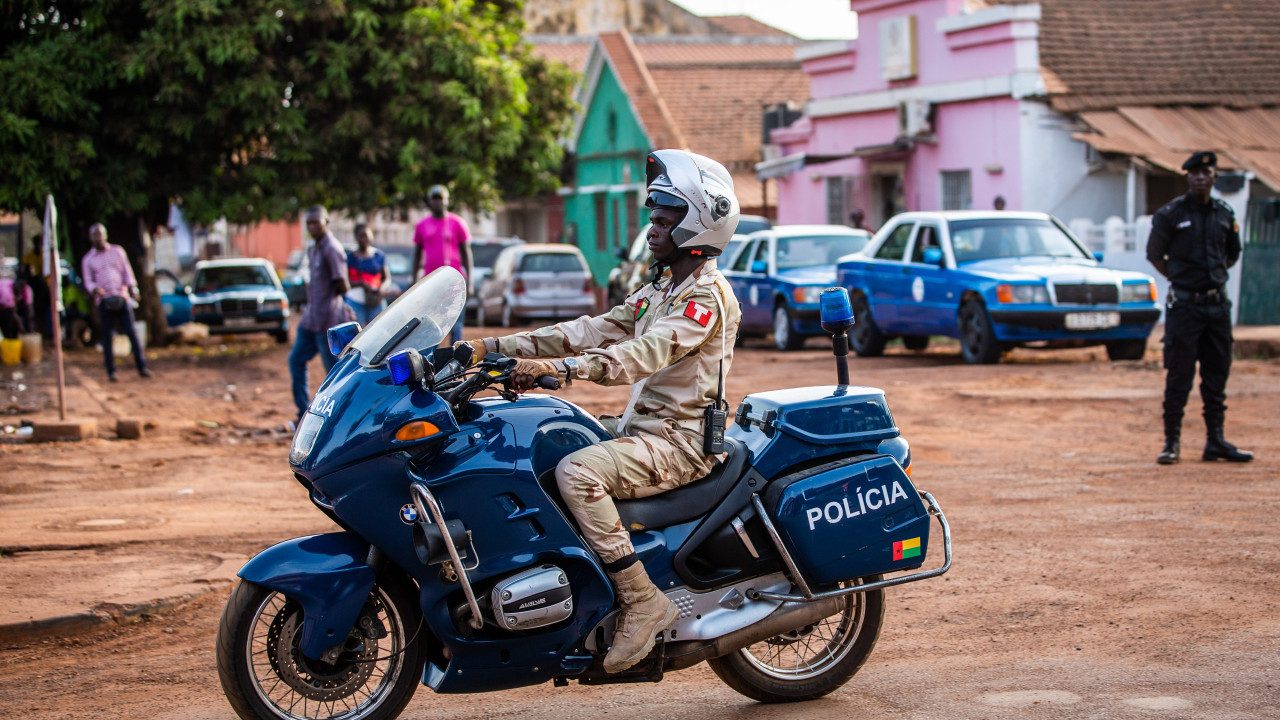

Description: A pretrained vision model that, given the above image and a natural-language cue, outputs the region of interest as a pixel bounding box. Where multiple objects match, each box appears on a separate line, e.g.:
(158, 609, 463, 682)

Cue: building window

(826, 177, 847, 225)
(594, 195, 607, 253)
(941, 170, 972, 210)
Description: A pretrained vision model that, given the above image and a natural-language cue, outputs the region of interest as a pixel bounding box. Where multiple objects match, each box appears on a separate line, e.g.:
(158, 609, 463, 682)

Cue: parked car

(607, 224, 752, 307)
(466, 236, 523, 320)
(724, 225, 873, 350)
(184, 258, 291, 342)
(380, 245, 416, 302)
(836, 211, 1162, 363)
(156, 269, 192, 326)
(476, 244, 594, 326)
(280, 249, 308, 308)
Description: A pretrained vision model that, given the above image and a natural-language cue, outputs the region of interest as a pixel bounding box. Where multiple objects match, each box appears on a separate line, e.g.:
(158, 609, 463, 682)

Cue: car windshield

(949, 218, 1090, 263)
(472, 242, 512, 269)
(384, 249, 413, 274)
(775, 233, 870, 270)
(736, 216, 772, 235)
(520, 253, 582, 273)
(195, 265, 274, 291)
(348, 267, 465, 366)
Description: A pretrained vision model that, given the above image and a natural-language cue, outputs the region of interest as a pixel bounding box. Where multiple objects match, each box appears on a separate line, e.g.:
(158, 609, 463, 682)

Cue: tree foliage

(0, 0, 576, 223)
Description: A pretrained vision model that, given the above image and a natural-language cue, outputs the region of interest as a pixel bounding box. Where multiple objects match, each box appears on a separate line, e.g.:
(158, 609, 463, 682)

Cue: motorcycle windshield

(348, 266, 466, 366)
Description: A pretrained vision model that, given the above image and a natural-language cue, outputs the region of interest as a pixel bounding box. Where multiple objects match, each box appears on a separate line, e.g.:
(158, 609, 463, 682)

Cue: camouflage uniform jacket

(495, 259, 741, 439)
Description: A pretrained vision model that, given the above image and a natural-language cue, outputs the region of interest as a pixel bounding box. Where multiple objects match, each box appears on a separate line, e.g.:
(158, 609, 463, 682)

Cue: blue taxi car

(837, 211, 1161, 364)
(724, 225, 872, 350)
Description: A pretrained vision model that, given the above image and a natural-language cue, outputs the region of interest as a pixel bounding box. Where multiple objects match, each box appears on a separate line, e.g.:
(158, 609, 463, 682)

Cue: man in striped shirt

(82, 223, 151, 382)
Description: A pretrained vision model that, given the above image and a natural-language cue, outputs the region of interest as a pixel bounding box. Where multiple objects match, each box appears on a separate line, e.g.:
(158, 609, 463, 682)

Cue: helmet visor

(645, 190, 688, 212)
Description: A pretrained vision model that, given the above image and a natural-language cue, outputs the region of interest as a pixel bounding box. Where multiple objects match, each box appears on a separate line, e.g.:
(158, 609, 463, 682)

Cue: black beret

(1182, 151, 1217, 171)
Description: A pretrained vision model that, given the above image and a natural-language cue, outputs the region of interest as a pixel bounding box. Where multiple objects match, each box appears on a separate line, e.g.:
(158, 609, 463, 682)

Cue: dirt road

(1, 330, 1277, 719)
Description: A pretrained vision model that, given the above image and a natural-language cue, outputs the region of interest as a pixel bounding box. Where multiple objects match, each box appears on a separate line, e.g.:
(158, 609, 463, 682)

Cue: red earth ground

(1, 326, 1277, 719)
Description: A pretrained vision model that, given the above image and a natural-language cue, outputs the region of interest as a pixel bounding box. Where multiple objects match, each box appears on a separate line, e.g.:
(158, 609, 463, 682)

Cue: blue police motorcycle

(216, 267, 951, 720)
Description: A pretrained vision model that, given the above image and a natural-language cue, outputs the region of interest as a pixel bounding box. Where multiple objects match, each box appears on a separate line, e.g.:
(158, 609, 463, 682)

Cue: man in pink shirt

(82, 223, 151, 381)
(412, 184, 472, 343)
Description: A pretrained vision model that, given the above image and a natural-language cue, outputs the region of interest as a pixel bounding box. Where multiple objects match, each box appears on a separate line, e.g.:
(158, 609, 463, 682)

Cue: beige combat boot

(603, 563, 679, 673)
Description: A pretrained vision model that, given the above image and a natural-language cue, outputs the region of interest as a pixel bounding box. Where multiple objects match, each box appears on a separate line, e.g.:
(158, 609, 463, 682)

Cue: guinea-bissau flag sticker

(634, 298, 650, 321)
(892, 537, 921, 561)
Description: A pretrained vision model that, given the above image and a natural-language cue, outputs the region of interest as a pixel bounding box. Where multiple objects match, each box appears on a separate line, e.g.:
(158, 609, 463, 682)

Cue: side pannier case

(764, 455, 930, 585)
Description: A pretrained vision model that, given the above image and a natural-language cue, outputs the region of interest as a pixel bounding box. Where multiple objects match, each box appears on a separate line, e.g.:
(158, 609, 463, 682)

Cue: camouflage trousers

(555, 417, 718, 565)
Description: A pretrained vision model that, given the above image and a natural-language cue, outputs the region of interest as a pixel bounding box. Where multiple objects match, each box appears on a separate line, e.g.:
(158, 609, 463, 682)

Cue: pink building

(761, 0, 1280, 232)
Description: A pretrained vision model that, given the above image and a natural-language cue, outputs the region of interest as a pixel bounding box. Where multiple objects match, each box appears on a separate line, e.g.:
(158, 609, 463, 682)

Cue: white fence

(1067, 216, 1241, 325)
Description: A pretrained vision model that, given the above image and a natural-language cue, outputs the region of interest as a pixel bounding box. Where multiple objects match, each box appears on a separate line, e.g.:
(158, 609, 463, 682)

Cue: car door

(725, 238, 768, 333)
(156, 269, 191, 326)
(862, 221, 914, 330)
(744, 238, 777, 332)
(897, 223, 952, 334)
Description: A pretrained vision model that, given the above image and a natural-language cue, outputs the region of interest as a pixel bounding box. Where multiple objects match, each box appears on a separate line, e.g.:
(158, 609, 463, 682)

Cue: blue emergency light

(326, 321, 361, 357)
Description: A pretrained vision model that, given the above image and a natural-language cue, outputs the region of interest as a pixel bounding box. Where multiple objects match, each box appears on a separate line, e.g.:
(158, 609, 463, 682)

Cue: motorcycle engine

(490, 564, 573, 631)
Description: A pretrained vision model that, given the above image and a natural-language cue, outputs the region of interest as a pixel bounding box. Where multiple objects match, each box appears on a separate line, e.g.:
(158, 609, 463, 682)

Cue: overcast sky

(673, 0, 859, 40)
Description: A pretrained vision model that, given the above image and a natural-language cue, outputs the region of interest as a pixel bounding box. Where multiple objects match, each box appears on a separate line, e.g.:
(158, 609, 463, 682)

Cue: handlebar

(535, 376, 562, 391)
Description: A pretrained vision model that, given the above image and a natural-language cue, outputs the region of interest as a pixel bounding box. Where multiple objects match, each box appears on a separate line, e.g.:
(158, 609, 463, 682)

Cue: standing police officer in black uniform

(1146, 151, 1253, 465)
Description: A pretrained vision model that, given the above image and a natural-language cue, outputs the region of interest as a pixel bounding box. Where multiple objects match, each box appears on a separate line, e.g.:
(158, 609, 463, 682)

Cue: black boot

(1157, 438, 1180, 465)
(1203, 428, 1253, 463)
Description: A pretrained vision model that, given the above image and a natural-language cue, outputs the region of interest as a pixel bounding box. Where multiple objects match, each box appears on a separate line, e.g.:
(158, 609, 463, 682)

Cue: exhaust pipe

(665, 595, 845, 671)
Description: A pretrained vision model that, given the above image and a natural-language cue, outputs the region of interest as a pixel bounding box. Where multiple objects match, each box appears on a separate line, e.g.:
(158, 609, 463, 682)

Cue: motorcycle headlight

(996, 284, 1050, 304)
(791, 286, 824, 304)
(1120, 281, 1156, 303)
(290, 412, 324, 465)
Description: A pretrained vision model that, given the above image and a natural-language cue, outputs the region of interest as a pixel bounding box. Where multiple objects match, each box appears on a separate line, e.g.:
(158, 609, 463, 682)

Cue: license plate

(1064, 312, 1119, 330)
(224, 316, 256, 328)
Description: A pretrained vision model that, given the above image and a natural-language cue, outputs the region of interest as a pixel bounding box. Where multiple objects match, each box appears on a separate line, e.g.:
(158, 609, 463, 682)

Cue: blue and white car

(837, 211, 1161, 364)
(724, 225, 872, 350)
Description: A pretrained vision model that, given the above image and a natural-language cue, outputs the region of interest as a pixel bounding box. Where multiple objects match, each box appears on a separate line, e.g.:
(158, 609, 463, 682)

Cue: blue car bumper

(989, 307, 1161, 339)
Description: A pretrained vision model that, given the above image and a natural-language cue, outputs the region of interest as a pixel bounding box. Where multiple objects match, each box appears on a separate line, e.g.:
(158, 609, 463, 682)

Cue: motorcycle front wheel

(216, 575, 426, 720)
(708, 579, 885, 703)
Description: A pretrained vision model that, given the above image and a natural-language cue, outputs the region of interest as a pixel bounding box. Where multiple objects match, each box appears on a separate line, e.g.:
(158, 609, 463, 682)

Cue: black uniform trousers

(1162, 298, 1232, 437)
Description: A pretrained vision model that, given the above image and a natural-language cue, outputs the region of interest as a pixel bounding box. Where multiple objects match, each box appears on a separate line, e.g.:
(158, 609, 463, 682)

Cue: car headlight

(791, 286, 824, 304)
(996, 284, 1050, 304)
(262, 299, 284, 312)
(1120, 281, 1156, 303)
(192, 302, 217, 315)
(289, 412, 324, 465)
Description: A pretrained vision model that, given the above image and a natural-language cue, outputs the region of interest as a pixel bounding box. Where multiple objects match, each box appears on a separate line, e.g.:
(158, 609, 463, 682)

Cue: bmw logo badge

(399, 503, 419, 525)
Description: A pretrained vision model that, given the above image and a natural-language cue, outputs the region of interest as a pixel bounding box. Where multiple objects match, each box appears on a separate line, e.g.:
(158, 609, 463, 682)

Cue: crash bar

(409, 480, 485, 629)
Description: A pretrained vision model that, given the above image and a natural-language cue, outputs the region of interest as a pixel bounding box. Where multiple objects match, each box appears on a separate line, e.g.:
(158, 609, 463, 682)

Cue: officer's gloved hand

(511, 359, 563, 393)
(451, 338, 495, 367)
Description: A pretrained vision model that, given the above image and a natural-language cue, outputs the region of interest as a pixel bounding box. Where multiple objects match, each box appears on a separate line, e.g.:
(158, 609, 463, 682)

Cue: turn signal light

(395, 421, 440, 442)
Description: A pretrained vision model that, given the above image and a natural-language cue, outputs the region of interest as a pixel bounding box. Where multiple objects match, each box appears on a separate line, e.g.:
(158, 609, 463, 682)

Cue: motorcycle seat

(615, 437, 748, 531)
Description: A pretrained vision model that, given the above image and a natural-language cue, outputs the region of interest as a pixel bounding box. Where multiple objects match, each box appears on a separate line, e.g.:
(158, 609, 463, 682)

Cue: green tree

(0, 0, 576, 343)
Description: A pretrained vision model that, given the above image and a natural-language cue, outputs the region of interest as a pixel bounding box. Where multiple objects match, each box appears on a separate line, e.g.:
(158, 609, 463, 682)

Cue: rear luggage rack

(747, 491, 951, 602)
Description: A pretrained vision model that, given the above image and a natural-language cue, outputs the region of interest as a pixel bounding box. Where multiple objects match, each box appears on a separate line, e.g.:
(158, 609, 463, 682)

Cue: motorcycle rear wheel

(708, 579, 885, 703)
(216, 576, 426, 720)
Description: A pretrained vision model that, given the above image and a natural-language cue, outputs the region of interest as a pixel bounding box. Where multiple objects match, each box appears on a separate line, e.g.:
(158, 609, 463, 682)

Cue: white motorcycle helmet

(645, 149, 740, 258)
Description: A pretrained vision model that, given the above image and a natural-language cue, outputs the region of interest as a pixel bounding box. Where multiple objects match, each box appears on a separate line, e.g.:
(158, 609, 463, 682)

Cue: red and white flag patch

(683, 301, 713, 327)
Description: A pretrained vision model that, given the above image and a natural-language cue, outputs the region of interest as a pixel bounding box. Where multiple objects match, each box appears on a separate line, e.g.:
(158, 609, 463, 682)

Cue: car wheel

(773, 305, 805, 351)
(501, 301, 513, 328)
(902, 334, 930, 351)
(958, 299, 1003, 364)
(272, 329, 289, 344)
(850, 294, 886, 357)
(1105, 339, 1147, 361)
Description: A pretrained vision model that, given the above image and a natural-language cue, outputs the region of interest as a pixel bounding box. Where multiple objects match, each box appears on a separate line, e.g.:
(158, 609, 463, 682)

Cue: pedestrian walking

(345, 223, 390, 326)
(81, 223, 150, 381)
(1146, 151, 1252, 464)
(412, 184, 472, 344)
(289, 206, 353, 422)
